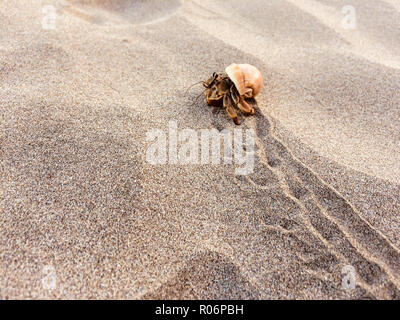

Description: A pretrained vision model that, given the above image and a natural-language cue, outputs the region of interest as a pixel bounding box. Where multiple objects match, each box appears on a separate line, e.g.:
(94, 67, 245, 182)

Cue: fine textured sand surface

(1, 0, 399, 299)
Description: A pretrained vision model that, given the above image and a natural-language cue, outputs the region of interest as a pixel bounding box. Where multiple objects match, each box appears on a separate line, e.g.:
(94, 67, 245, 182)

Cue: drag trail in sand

(1, 0, 399, 299)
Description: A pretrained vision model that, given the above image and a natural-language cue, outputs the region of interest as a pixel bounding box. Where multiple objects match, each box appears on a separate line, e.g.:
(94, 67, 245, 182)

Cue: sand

(1, 0, 399, 299)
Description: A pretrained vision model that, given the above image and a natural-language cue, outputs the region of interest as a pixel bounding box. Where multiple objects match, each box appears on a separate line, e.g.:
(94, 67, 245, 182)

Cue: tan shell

(225, 63, 263, 98)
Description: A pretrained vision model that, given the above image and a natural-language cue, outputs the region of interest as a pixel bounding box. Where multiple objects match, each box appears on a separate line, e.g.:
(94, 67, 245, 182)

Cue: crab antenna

(184, 81, 204, 96)
(191, 88, 208, 108)
(194, 88, 207, 102)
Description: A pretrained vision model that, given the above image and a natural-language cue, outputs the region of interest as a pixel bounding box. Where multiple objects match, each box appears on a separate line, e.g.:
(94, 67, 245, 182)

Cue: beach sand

(1, 0, 399, 299)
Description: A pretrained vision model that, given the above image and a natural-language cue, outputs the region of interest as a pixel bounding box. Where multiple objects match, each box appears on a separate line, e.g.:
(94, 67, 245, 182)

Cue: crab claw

(223, 93, 240, 125)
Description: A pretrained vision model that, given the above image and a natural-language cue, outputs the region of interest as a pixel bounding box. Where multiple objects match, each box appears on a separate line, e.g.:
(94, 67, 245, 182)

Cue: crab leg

(205, 88, 213, 105)
(223, 93, 240, 125)
(237, 96, 255, 115)
(229, 85, 240, 105)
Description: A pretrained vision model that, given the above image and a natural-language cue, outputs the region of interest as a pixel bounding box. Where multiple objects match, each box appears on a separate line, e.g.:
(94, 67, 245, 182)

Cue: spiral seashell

(225, 63, 263, 98)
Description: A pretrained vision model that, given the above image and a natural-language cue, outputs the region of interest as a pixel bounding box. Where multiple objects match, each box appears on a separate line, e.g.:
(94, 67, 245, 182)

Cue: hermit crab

(202, 63, 263, 125)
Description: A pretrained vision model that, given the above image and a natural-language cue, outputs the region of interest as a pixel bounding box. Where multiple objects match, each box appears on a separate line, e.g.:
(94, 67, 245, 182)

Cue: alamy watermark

(42, 5, 57, 30)
(341, 5, 357, 30)
(341, 265, 356, 290)
(145, 121, 255, 175)
(41, 265, 57, 290)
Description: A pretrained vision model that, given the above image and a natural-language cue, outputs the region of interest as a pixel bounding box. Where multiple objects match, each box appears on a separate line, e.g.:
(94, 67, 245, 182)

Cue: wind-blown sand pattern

(1, 0, 399, 299)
